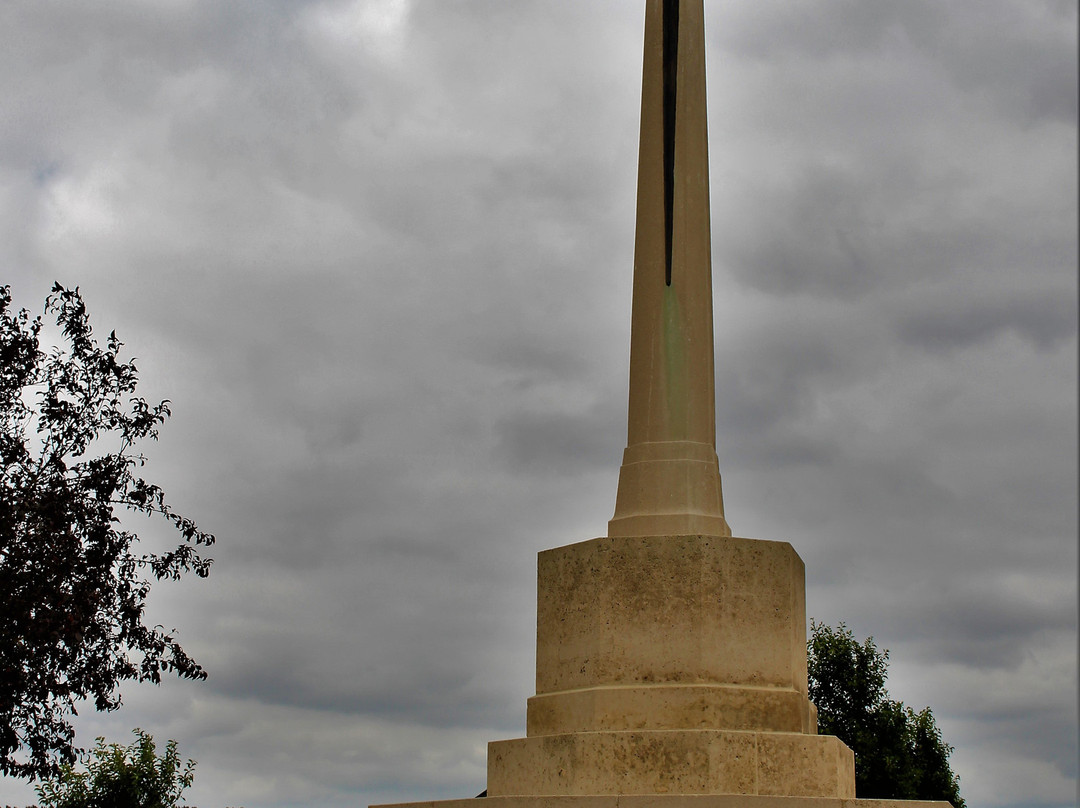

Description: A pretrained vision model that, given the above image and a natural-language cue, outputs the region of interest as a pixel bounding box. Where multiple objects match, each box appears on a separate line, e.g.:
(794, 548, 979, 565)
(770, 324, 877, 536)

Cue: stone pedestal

(371, 535, 951, 808)
(486, 535, 850, 800)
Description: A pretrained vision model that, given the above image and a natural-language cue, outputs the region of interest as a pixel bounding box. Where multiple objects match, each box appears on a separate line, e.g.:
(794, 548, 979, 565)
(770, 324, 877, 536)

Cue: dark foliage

(808, 620, 965, 807)
(1, 284, 214, 780)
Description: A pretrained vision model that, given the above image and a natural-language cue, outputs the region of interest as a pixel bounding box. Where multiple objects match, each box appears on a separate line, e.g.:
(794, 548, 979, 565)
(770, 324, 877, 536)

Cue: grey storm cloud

(0, 1, 1075, 807)
(897, 293, 1076, 353)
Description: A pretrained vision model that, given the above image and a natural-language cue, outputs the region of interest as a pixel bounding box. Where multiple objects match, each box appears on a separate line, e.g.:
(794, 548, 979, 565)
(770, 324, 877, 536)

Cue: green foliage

(0, 284, 215, 779)
(808, 620, 965, 807)
(33, 729, 194, 808)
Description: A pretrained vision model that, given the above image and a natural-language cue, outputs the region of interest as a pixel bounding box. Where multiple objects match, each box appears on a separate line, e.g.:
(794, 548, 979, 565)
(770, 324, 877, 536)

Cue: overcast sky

(1, 1, 1076, 807)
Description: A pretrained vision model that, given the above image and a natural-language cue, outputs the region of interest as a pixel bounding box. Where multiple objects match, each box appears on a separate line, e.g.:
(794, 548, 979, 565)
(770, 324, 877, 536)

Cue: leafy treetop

(34, 729, 195, 808)
(808, 620, 965, 807)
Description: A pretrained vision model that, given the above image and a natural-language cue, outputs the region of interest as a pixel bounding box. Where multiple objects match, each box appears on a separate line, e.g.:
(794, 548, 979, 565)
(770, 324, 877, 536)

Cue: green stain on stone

(662, 285, 688, 440)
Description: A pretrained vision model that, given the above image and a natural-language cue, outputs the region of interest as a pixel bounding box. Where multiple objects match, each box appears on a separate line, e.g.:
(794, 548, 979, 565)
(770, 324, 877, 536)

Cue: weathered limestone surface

(488, 730, 854, 798)
(534, 536, 809, 698)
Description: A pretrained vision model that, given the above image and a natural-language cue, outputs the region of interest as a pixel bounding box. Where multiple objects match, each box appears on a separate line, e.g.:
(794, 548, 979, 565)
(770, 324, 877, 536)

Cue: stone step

(375, 794, 951, 808)
(487, 730, 855, 799)
(527, 685, 817, 736)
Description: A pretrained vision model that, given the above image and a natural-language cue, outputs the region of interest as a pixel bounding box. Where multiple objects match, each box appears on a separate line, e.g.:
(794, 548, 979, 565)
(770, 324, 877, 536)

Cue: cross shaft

(609, 0, 730, 538)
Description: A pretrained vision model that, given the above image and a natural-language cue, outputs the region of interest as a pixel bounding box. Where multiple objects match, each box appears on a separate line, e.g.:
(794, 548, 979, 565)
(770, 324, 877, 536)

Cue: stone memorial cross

(373, 4, 951, 806)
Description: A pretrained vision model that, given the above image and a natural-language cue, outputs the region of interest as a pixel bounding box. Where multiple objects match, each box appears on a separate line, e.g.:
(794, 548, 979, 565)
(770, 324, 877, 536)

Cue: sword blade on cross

(662, 0, 679, 287)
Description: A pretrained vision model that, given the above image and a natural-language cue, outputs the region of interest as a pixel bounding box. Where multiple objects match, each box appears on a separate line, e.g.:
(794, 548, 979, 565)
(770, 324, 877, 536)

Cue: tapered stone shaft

(609, 0, 731, 538)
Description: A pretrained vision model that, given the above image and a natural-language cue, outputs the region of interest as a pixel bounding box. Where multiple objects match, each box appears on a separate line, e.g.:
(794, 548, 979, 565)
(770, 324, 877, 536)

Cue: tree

(0, 283, 215, 780)
(807, 620, 965, 807)
(33, 729, 195, 808)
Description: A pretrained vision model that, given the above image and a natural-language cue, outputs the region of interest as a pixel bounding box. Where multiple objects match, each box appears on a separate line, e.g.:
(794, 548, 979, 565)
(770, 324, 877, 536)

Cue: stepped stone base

(375, 796, 950, 808)
(371, 534, 952, 808)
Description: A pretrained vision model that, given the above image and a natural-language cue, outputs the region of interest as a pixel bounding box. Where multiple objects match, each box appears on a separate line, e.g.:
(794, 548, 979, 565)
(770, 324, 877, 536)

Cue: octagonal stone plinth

(535, 535, 810, 715)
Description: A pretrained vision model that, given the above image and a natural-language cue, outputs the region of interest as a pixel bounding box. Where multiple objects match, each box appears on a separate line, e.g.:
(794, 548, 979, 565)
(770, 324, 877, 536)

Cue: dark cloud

(897, 293, 1077, 353)
(0, 1, 1075, 807)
